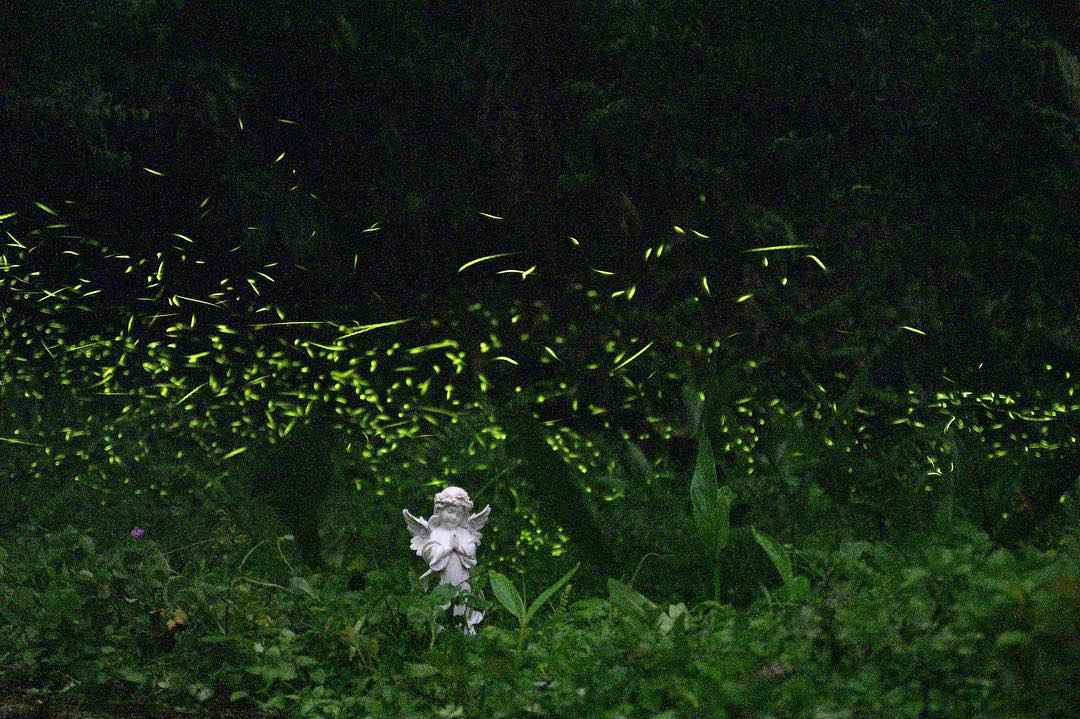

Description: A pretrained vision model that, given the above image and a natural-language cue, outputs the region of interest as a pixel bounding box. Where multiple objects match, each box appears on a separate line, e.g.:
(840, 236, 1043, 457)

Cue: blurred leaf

(288, 576, 317, 601)
(690, 430, 718, 529)
(995, 630, 1029, 649)
(657, 602, 689, 635)
(607, 577, 657, 616)
(405, 662, 439, 679)
(782, 576, 810, 602)
(750, 527, 793, 585)
(525, 563, 579, 624)
(489, 571, 526, 621)
(690, 430, 734, 556)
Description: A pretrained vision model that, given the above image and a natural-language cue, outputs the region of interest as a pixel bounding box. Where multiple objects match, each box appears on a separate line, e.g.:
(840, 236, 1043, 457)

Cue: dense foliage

(2, 1, 1079, 716)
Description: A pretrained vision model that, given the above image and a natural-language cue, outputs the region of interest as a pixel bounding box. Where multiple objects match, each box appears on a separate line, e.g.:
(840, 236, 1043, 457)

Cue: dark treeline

(4, 0, 1080, 394)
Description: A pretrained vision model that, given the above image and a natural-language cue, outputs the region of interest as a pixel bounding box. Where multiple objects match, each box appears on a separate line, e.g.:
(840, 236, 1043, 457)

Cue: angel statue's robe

(422, 526, 479, 590)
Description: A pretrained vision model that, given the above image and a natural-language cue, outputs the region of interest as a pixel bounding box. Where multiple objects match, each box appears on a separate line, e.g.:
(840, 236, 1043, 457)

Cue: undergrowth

(1, 464, 1078, 718)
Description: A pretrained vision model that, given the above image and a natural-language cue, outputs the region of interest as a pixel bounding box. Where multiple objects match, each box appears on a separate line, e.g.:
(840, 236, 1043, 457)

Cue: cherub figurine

(403, 486, 491, 634)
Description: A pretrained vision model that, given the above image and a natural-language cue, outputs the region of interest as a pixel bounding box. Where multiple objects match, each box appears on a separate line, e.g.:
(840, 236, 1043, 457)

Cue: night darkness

(2, 3, 1080, 716)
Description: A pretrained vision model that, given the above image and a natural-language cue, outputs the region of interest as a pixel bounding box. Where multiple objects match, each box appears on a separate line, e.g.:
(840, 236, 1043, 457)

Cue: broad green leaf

(607, 577, 657, 616)
(288, 576, 317, 600)
(489, 571, 526, 621)
(751, 527, 793, 584)
(690, 431, 719, 531)
(783, 576, 810, 602)
(690, 430, 734, 552)
(657, 603, 689, 635)
(430, 583, 457, 606)
(714, 484, 735, 551)
(525, 562, 579, 623)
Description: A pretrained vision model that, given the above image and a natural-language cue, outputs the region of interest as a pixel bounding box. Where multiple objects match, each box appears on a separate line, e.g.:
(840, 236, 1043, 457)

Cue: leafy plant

(688, 426, 737, 599)
(750, 526, 810, 603)
(489, 563, 579, 643)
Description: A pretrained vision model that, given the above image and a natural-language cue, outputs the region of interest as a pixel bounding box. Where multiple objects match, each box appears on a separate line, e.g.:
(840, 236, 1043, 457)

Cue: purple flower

(130, 527, 146, 540)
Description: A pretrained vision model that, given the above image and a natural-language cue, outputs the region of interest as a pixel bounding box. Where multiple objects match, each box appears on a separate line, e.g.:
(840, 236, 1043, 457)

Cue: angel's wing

(402, 509, 430, 555)
(467, 504, 492, 536)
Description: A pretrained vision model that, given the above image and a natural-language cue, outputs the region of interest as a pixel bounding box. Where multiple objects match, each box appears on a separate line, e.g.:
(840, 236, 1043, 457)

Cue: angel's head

(433, 486, 473, 528)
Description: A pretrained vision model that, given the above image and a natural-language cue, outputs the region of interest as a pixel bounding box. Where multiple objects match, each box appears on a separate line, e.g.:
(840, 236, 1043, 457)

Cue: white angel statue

(403, 486, 491, 634)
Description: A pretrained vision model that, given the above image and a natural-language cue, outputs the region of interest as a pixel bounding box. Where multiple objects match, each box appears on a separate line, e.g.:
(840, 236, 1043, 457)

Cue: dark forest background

(4, 0, 1079, 394)
(4, 0, 1080, 551)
